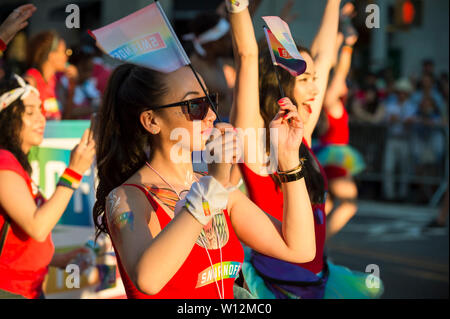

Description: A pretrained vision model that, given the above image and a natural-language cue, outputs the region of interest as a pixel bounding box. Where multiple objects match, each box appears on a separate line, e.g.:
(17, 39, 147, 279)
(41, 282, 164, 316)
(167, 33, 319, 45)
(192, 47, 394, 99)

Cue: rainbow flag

(262, 16, 306, 77)
(91, 2, 190, 73)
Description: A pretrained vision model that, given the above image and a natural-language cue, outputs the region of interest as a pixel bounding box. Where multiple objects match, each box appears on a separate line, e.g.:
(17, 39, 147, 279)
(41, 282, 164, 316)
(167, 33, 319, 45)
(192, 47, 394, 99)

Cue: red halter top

(110, 183, 244, 299)
(320, 101, 349, 145)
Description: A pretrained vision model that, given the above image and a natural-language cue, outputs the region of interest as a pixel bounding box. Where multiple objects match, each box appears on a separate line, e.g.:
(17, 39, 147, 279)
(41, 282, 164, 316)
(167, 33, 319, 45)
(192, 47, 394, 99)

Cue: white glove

(176, 176, 231, 226)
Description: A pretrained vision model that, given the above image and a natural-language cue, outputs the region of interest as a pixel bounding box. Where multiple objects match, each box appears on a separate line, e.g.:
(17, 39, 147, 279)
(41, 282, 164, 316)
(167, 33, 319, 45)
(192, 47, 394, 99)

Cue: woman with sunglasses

(0, 75, 95, 299)
(24, 31, 76, 120)
(92, 58, 317, 298)
(230, 0, 383, 299)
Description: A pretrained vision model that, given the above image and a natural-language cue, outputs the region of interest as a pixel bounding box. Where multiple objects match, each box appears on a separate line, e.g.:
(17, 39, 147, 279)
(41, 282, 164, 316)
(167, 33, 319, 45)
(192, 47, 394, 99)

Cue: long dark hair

(0, 78, 32, 175)
(93, 63, 168, 237)
(259, 45, 326, 204)
(26, 30, 61, 72)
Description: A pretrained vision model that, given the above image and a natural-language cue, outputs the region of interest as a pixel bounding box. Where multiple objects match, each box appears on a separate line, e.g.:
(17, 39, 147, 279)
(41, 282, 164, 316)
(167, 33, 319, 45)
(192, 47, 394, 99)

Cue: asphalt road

(326, 200, 449, 299)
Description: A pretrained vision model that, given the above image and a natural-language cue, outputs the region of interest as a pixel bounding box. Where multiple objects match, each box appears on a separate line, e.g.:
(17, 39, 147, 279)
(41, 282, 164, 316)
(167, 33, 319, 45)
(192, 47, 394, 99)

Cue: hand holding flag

(262, 16, 307, 77)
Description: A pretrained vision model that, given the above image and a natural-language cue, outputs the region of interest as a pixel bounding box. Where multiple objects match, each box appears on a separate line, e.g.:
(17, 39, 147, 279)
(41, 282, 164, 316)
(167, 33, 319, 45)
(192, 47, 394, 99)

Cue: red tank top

(320, 102, 349, 145)
(110, 183, 244, 299)
(25, 68, 62, 120)
(238, 139, 327, 274)
(0, 150, 54, 299)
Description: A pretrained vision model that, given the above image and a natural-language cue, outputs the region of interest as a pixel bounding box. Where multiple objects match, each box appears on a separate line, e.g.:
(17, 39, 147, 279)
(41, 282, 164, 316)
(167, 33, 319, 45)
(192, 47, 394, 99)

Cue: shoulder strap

(122, 184, 172, 228)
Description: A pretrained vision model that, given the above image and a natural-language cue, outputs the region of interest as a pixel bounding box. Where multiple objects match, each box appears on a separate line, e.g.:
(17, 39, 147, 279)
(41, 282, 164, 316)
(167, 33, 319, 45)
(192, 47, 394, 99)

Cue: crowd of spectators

(346, 60, 448, 202)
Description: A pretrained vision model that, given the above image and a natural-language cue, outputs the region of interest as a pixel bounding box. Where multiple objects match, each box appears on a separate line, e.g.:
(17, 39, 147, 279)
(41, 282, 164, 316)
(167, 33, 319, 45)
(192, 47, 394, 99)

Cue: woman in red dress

(0, 75, 95, 298)
(229, 0, 382, 299)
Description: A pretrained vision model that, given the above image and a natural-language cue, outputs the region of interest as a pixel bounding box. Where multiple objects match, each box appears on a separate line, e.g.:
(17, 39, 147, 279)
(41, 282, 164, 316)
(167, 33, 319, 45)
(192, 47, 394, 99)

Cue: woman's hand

(341, 2, 356, 18)
(65, 64, 79, 83)
(205, 123, 242, 187)
(68, 128, 96, 175)
(269, 98, 303, 171)
(345, 34, 358, 47)
(0, 4, 36, 45)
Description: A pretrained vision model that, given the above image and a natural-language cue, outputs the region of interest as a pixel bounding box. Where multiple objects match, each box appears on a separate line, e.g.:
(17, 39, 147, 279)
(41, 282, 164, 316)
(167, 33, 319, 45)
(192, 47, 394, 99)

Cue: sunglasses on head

(151, 93, 219, 121)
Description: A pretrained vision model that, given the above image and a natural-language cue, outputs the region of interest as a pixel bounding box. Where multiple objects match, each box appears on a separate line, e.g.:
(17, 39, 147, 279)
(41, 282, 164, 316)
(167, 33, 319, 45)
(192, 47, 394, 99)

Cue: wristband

(57, 168, 82, 190)
(179, 176, 231, 226)
(342, 45, 353, 53)
(225, 0, 249, 13)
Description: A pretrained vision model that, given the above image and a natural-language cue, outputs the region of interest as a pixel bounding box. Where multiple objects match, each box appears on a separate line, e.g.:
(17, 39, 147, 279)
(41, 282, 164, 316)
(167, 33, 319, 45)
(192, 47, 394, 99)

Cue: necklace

(145, 162, 225, 299)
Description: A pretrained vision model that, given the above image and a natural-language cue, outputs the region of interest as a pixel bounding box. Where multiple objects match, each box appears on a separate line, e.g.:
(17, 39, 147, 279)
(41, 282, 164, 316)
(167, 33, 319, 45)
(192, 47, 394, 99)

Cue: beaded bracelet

(57, 168, 82, 190)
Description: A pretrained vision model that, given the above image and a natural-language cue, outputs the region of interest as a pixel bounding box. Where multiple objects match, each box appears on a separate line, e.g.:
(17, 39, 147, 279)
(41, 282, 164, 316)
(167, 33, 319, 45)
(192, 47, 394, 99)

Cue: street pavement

(326, 200, 449, 299)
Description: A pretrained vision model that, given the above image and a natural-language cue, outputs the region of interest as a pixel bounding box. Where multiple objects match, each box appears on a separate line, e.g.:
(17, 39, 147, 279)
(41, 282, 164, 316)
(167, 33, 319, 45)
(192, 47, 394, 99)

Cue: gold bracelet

(277, 169, 305, 183)
(277, 157, 306, 174)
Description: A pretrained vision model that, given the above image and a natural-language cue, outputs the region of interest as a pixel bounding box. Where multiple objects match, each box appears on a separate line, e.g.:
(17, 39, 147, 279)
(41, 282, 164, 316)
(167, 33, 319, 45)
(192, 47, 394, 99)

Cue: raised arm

(228, 2, 268, 174)
(0, 4, 36, 50)
(229, 99, 315, 262)
(324, 34, 357, 116)
(228, 3, 261, 130)
(0, 129, 94, 242)
(304, 0, 341, 141)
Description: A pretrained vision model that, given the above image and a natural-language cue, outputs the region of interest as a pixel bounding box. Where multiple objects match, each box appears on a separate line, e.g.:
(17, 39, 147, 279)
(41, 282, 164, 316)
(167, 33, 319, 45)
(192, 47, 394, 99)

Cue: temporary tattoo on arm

(106, 189, 134, 232)
(111, 211, 135, 231)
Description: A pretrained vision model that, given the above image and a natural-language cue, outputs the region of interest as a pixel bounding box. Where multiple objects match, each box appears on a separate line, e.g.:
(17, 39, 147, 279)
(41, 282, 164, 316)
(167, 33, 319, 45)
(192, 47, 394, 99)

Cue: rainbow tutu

(242, 247, 384, 299)
(315, 144, 366, 177)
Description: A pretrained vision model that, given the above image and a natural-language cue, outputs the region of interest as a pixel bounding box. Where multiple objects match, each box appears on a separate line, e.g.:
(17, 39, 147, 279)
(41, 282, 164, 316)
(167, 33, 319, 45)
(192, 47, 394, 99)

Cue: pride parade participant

(0, 75, 96, 299)
(92, 59, 317, 298)
(316, 28, 365, 240)
(24, 31, 76, 120)
(229, 0, 383, 298)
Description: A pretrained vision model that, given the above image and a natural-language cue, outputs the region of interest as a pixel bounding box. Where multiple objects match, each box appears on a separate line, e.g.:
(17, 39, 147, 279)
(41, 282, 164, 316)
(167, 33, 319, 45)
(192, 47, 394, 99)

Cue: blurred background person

(411, 73, 446, 119)
(316, 5, 365, 240)
(80, 33, 112, 96)
(381, 78, 416, 201)
(409, 93, 447, 202)
(0, 75, 95, 299)
(182, 12, 234, 122)
(24, 30, 76, 121)
(59, 45, 101, 120)
(350, 80, 385, 124)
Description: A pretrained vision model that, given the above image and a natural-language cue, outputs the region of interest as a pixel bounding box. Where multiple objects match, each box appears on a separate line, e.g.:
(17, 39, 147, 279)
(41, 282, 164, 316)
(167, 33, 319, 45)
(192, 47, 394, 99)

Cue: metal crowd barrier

(348, 121, 449, 207)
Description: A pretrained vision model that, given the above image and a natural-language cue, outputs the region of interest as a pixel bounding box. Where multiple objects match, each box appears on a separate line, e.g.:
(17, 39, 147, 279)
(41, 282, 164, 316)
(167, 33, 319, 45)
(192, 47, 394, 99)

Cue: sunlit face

(48, 40, 68, 72)
(292, 52, 319, 124)
(147, 66, 217, 152)
(20, 92, 46, 153)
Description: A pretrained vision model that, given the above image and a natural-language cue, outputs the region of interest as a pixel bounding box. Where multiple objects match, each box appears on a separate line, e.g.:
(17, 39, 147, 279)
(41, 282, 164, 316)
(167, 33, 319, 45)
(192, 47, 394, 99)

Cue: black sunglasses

(151, 93, 219, 121)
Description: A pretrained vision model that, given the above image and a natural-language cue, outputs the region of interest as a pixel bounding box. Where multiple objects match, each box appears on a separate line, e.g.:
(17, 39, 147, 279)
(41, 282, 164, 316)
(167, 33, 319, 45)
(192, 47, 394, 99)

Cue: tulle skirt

(242, 247, 384, 299)
(315, 144, 366, 179)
